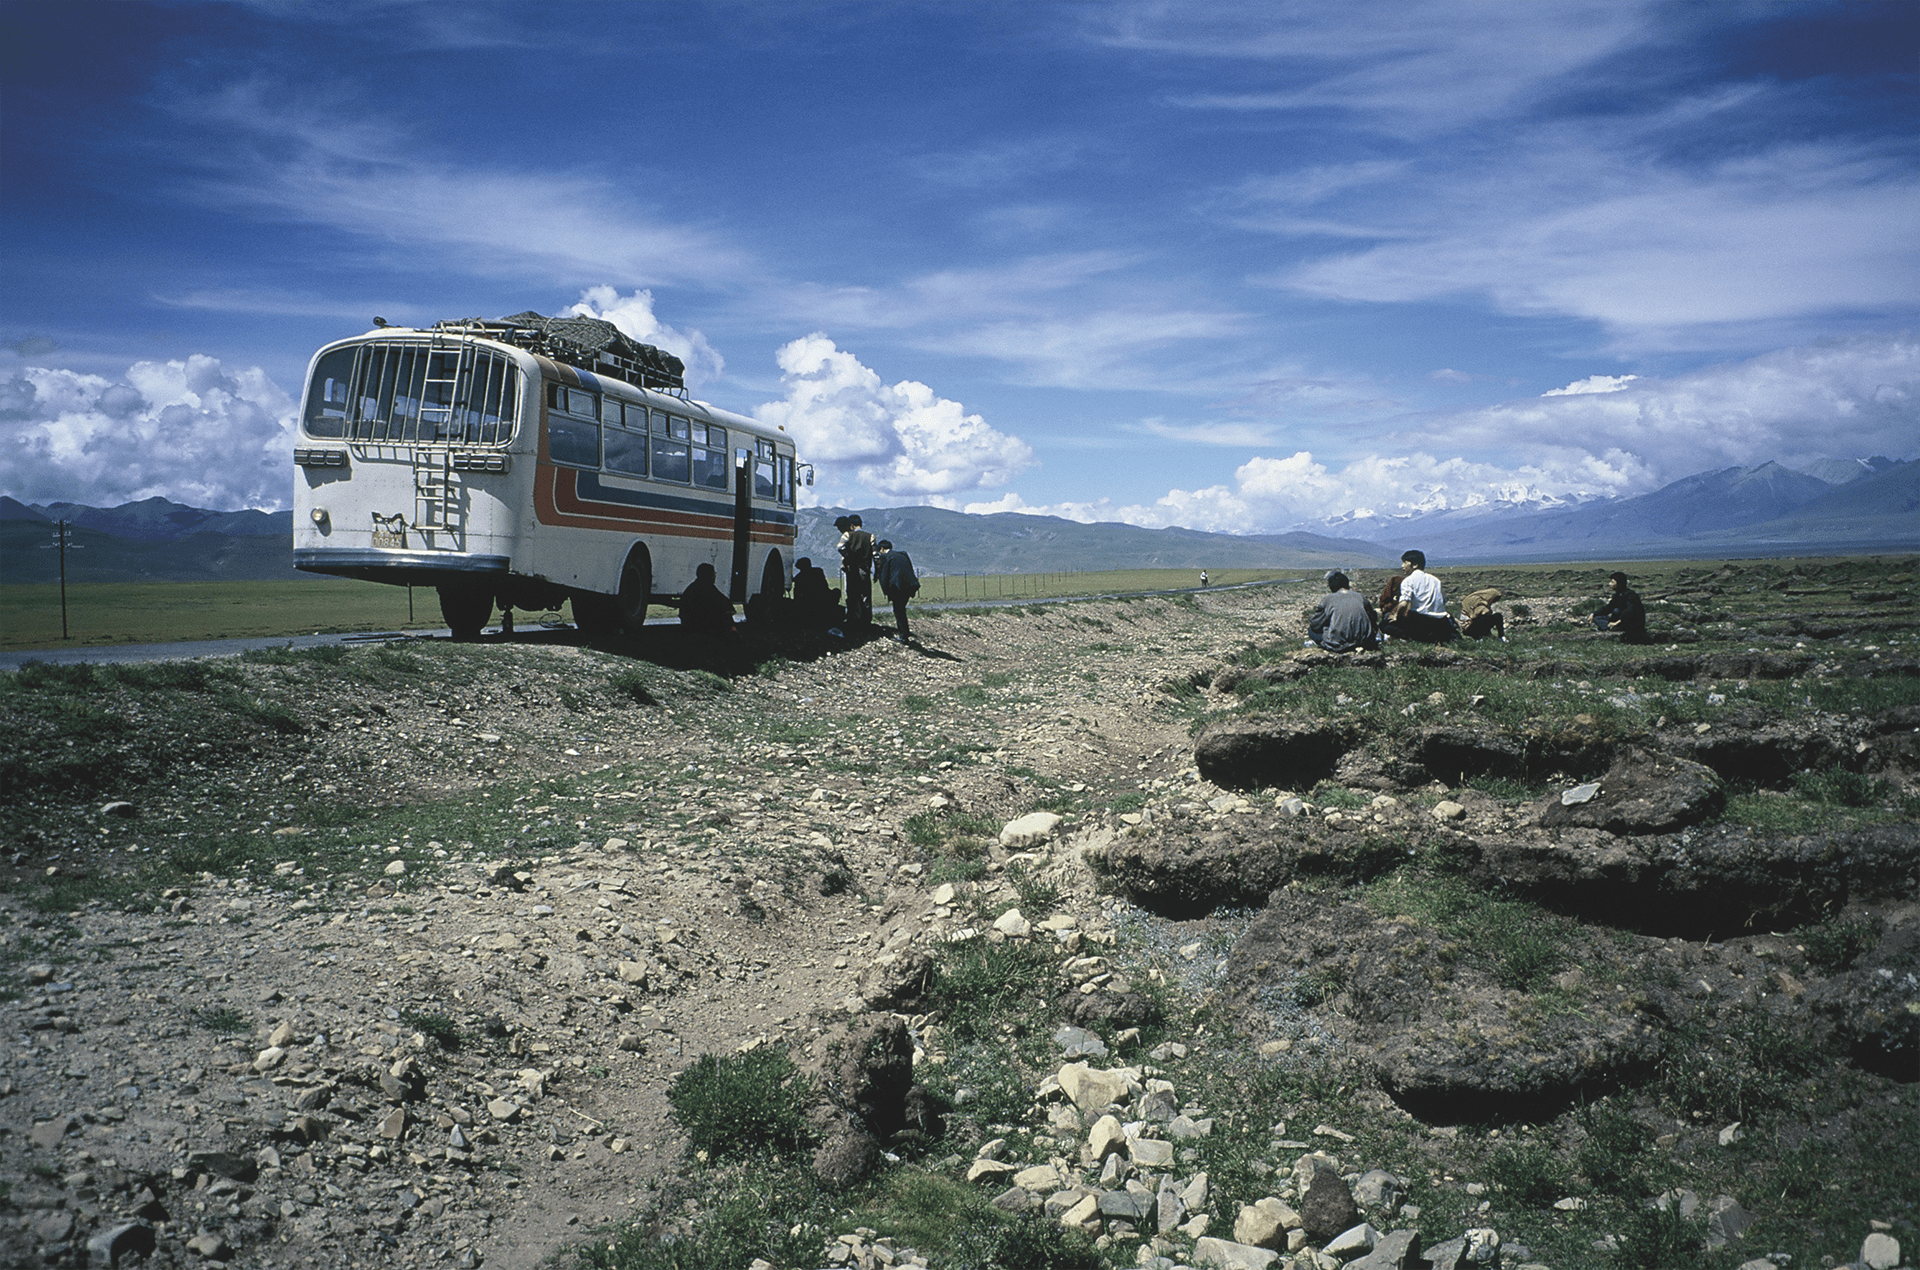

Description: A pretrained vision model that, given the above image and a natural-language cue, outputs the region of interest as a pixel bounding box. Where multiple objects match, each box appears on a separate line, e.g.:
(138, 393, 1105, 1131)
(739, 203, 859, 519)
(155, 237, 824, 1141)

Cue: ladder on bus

(413, 447, 462, 548)
(412, 341, 466, 547)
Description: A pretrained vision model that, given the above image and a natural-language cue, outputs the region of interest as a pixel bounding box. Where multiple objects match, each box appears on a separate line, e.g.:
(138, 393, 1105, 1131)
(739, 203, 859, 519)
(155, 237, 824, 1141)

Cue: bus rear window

(308, 342, 519, 444)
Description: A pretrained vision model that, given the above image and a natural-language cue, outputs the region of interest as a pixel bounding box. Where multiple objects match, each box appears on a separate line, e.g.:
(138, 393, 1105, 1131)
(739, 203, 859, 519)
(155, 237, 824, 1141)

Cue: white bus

(291, 312, 804, 640)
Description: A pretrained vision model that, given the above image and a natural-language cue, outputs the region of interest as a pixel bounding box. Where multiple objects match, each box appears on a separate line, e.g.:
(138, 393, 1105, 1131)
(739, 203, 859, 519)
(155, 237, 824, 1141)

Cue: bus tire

(438, 585, 493, 642)
(613, 546, 652, 634)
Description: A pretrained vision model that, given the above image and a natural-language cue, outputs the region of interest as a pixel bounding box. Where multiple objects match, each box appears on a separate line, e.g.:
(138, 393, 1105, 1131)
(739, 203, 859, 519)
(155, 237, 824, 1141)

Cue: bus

(290, 312, 805, 640)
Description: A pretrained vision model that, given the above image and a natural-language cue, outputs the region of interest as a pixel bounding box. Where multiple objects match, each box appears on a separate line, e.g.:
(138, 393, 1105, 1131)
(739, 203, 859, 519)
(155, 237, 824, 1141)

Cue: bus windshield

(305, 341, 519, 444)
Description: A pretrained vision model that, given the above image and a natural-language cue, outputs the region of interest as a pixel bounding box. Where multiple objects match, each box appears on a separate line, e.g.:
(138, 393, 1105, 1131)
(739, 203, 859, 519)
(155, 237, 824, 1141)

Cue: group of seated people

(1306, 553, 1649, 652)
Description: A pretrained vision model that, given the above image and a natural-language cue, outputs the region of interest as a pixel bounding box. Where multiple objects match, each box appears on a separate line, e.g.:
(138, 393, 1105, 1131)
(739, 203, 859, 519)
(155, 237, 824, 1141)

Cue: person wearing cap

(1307, 570, 1379, 652)
(834, 514, 875, 628)
(1593, 571, 1651, 643)
(874, 539, 920, 644)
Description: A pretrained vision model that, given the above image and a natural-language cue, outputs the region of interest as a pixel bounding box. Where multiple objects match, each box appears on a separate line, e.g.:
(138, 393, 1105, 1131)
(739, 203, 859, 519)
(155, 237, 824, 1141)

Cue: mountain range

(2, 455, 1913, 586)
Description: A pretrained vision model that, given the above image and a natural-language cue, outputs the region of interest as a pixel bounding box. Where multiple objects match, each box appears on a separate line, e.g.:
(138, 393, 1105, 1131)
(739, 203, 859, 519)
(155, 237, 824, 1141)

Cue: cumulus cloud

(961, 332, 1919, 535)
(756, 335, 1034, 501)
(1543, 374, 1639, 396)
(0, 356, 295, 510)
(566, 286, 725, 391)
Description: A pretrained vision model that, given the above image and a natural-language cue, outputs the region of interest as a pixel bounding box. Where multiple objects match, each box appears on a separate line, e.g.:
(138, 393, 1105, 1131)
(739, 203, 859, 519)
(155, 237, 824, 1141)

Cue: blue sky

(3, 0, 1916, 530)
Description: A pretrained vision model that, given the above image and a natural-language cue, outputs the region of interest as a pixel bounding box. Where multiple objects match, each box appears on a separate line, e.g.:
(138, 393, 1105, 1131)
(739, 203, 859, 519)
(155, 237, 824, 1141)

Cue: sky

(2, 0, 1916, 533)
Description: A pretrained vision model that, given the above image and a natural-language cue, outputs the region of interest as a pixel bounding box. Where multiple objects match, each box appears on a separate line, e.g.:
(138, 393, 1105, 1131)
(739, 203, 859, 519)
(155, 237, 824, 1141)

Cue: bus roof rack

(431, 312, 687, 393)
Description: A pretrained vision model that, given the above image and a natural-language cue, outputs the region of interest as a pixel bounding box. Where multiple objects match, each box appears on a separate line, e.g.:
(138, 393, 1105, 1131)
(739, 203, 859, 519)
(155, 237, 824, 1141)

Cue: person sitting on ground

(1377, 570, 1402, 617)
(791, 556, 839, 627)
(1459, 587, 1507, 641)
(873, 539, 920, 645)
(1381, 550, 1457, 643)
(1593, 571, 1651, 644)
(1306, 570, 1379, 653)
(678, 562, 736, 638)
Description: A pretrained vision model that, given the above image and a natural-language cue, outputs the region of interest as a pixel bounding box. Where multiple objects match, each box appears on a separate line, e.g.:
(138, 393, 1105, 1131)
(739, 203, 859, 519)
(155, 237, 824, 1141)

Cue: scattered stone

(1232, 1198, 1300, 1249)
(185, 1231, 229, 1259)
(87, 1220, 155, 1264)
(992, 908, 1032, 938)
(1432, 801, 1466, 822)
(999, 812, 1063, 849)
(1324, 1223, 1380, 1260)
(1862, 1232, 1901, 1270)
(1192, 1235, 1282, 1269)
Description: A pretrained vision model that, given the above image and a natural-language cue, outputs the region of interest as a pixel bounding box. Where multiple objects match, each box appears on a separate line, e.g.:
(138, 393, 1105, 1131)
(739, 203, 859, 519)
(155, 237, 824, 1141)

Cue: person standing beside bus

(874, 539, 920, 645)
(836, 514, 875, 629)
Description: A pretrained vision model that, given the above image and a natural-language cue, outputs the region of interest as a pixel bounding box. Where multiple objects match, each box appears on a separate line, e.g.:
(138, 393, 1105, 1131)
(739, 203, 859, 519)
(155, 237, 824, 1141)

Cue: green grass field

(0, 579, 443, 650)
(0, 571, 1310, 651)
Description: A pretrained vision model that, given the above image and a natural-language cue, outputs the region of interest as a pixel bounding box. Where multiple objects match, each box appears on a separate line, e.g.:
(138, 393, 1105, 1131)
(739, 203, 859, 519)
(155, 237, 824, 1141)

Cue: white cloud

(970, 332, 1919, 535)
(171, 81, 746, 288)
(1543, 374, 1639, 396)
(0, 356, 296, 510)
(756, 335, 1034, 500)
(566, 287, 725, 391)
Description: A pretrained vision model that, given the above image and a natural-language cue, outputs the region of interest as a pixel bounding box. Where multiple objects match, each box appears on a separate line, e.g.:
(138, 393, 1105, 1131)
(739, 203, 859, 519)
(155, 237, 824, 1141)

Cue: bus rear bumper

(294, 547, 511, 585)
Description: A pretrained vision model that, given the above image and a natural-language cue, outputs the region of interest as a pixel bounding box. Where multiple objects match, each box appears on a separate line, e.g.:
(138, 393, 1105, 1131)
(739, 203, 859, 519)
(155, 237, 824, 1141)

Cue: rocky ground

(0, 562, 1915, 1270)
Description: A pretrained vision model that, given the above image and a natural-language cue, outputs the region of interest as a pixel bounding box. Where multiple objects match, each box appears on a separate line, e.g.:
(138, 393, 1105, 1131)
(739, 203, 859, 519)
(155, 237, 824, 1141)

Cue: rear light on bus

(295, 448, 349, 468)
(450, 453, 510, 473)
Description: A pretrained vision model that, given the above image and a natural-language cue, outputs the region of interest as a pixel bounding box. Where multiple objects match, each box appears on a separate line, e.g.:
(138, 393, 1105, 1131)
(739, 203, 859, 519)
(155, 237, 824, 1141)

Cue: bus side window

(692, 425, 729, 490)
(546, 383, 601, 468)
(652, 416, 691, 483)
(604, 423, 647, 475)
(777, 454, 794, 504)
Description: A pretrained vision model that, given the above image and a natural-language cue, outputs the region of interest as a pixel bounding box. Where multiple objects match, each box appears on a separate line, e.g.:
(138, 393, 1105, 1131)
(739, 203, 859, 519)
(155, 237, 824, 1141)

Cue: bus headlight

(311, 507, 330, 529)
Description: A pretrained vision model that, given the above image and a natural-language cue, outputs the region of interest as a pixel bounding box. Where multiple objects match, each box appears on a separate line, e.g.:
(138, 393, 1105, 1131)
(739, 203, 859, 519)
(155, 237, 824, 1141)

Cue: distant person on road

(1306, 571, 1379, 653)
(1593, 571, 1651, 644)
(791, 556, 839, 627)
(1459, 587, 1508, 641)
(1200, 570, 1209, 587)
(1382, 550, 1457, 643)
(678, 562, 736, 639)
(874, 539, 920, 644)
(835, 514, 875, 628)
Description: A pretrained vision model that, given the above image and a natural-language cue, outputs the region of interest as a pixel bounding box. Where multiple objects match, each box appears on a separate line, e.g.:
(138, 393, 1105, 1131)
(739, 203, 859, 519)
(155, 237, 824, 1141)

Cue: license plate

(371, 528, 406, 548)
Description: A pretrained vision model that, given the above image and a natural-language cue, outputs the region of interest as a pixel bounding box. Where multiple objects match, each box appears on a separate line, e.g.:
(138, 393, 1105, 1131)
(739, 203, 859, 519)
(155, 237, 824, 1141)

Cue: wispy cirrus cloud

(163, 80, 749, 289)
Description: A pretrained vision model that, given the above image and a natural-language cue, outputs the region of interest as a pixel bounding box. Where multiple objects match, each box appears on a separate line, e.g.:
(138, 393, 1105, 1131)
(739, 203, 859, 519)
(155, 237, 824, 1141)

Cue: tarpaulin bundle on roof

(431, 312, 687, 393)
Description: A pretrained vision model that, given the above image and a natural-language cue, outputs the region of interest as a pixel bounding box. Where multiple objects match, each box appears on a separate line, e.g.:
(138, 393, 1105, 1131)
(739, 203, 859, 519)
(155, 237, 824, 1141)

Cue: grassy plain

(0, 578, 441, 650)
(0, 570, 1308, 652)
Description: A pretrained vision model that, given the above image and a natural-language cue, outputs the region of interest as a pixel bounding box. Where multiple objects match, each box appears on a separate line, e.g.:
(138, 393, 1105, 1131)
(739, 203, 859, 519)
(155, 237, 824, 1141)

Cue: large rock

(1094, 816, 1414, 918)
(1299, 1170, 1359, 1242)
(1534, 748, 1724, 835)
(856, 949, 933, 1011)
(1194, 718, 1354, 790)
(1192, 1236, 1282, 1270)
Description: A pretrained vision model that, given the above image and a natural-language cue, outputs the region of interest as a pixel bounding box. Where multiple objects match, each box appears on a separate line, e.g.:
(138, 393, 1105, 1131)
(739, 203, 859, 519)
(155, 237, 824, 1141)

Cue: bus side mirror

(799, 464, 815, 487)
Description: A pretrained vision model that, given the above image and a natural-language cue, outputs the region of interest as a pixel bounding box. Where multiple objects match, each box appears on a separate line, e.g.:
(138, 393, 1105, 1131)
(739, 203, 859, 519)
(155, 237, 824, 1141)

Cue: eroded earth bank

(2, 561, 1916, 1270)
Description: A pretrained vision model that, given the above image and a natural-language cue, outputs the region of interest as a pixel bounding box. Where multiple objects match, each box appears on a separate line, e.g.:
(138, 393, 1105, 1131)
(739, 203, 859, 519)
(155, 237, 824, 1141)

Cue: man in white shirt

(1383, 549, 1457, 643)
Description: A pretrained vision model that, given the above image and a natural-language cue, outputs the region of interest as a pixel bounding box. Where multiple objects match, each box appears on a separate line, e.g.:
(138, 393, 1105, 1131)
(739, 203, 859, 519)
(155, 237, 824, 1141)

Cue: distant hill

(794, 505, 1389, 574)
(1390, 459, 1918, 562)
(3, 458, 1913, 586)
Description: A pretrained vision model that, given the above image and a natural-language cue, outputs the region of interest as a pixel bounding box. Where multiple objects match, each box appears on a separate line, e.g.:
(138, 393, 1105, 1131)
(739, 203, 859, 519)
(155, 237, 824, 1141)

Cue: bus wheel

(438, 585, 493, 642)
(613, 546, 651, 634)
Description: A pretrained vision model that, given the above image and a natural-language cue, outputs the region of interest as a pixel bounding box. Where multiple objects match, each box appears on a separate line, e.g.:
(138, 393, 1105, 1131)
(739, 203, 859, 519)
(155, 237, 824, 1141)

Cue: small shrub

(1484, 1139, 1571, 1206)
(1792, 768, 1888, 807)
(665, 1050, 814, 1160)
(902, 694, 936, 713)
(952, 684, 990, 706)
(928, 937, 1060, 1042)
(1006, 863, 1061, 915)
(192, 1006, 249, 1035)
(370, 646, 424, 675)
(401, 1011, 462, 1050)
(1608, 1200, 1710, 1270)
(1309, 782, 1370, 810)
(1575, 1098, 1656, 1195)
(233, 694, 303, 734)
(12, 662, 102, 691)
(608, 669, 658, 705)
(687, 670, 730, 694)
(1799, 914, 1884, 973)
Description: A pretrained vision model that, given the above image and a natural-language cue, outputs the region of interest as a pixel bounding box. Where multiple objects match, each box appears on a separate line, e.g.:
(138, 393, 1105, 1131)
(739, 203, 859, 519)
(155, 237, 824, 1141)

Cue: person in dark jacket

(873, 539, 919, 644)
(1593, 571, 1651, 643)
(791, 556, 839, 627)
(679, 563, 736, 638)
(1307, 571, 1379, 652)
(835, 515, 875, 628)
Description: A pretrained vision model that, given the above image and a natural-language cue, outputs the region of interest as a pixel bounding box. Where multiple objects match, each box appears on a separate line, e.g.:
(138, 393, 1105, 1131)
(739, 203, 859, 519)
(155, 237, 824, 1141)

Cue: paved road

(0, 578, 1301, 671)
